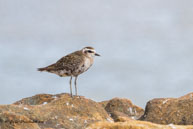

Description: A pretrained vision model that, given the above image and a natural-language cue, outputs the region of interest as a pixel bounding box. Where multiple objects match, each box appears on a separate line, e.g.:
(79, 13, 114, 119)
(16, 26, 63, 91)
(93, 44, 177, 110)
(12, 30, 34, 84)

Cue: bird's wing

(53, 51, 84, 71)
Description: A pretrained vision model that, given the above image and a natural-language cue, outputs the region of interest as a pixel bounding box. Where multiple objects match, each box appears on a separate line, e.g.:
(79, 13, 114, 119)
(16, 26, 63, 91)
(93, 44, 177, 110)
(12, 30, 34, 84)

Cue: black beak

(95, 53, 100, 56)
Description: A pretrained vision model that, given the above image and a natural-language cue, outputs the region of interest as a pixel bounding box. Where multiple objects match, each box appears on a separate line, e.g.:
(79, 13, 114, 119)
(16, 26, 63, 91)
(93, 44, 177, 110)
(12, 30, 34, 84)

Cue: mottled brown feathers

(37, 63, 56, 72)
(54, 51, 84, 71)
(38, 46, 99, 78)
(38, 50, 85, 76)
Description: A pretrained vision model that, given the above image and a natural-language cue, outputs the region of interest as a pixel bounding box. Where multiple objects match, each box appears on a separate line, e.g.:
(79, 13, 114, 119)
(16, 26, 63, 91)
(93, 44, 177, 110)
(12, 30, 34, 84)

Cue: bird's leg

(70, 76, 73, 97)
(75, 76, 78, 96)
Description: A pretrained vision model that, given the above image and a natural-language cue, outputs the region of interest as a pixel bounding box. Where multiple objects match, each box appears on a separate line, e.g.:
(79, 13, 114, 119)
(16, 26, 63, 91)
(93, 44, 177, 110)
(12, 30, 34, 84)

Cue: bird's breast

(73, 57, 93, 76)
(84, 57, 93, 69)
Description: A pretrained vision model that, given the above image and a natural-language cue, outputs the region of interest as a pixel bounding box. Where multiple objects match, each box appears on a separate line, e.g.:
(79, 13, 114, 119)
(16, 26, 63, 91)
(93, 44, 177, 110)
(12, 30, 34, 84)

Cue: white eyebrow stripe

(84, 48, 96, 53)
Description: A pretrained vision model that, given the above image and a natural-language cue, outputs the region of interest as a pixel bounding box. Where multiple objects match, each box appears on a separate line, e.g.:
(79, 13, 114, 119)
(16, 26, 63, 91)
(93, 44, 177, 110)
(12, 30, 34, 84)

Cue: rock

(0, 122, 41, 129)
(14, 94, 57, 105)
(140, 93, 193, 125)
(86, 119, 193, 129)
(0, 93, 112, 129)
(0, 111, 40, 129)
(0, 111, 32, 123)
(98, 100, 109, 108)
(104, 98, 144, 122)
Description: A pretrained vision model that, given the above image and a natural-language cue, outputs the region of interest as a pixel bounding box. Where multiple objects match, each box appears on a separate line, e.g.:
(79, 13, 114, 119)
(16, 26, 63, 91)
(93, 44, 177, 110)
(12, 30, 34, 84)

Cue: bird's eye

(88, 50, 93, 53)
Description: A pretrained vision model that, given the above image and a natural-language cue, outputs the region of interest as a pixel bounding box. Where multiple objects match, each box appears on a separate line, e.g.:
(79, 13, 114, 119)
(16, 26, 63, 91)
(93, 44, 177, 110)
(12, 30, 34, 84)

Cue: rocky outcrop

(1, 92, 193, 129)
(140, 93, 193, 125)
(0, 93, 112, 129)
(103, 98, 144, 122)
(87, 119, 193, 129)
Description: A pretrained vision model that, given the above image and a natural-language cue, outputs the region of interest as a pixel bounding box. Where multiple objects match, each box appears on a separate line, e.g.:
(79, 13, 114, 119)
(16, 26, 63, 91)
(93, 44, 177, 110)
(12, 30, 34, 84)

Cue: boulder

(87, 119, 193, 129)
(0, 93, 112, 129)
(140, 93, 193, 125)
(104, 98, 144, 122)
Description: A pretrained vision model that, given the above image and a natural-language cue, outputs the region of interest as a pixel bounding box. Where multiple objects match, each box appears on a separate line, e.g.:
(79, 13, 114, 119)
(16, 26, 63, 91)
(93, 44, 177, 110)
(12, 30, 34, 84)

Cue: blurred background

(1, 0, 193, 108)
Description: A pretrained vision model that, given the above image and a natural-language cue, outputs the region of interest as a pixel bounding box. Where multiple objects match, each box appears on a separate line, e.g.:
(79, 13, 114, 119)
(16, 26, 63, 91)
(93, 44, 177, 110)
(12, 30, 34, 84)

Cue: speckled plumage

(39, 51, 88, 77)
(38, 46, 100, 97)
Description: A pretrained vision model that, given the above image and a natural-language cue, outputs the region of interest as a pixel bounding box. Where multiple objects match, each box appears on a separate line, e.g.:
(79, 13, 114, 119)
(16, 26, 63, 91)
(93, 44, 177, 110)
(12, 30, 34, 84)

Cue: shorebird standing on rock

(38, 47, 100, 97)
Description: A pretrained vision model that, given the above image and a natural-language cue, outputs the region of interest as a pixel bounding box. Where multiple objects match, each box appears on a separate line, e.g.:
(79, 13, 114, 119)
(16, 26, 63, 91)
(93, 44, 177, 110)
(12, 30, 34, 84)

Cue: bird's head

(82, 47, 100, 58)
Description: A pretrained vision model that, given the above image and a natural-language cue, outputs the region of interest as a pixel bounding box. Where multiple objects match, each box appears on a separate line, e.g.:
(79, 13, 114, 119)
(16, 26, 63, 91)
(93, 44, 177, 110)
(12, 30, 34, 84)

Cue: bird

(38, 46, 100, 97)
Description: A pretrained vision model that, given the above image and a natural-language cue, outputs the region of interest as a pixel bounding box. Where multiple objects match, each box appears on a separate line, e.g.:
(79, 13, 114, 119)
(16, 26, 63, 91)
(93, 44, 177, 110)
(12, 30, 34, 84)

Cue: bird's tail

(37, 67, 47, 72)
(37, 64, 55, 72)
